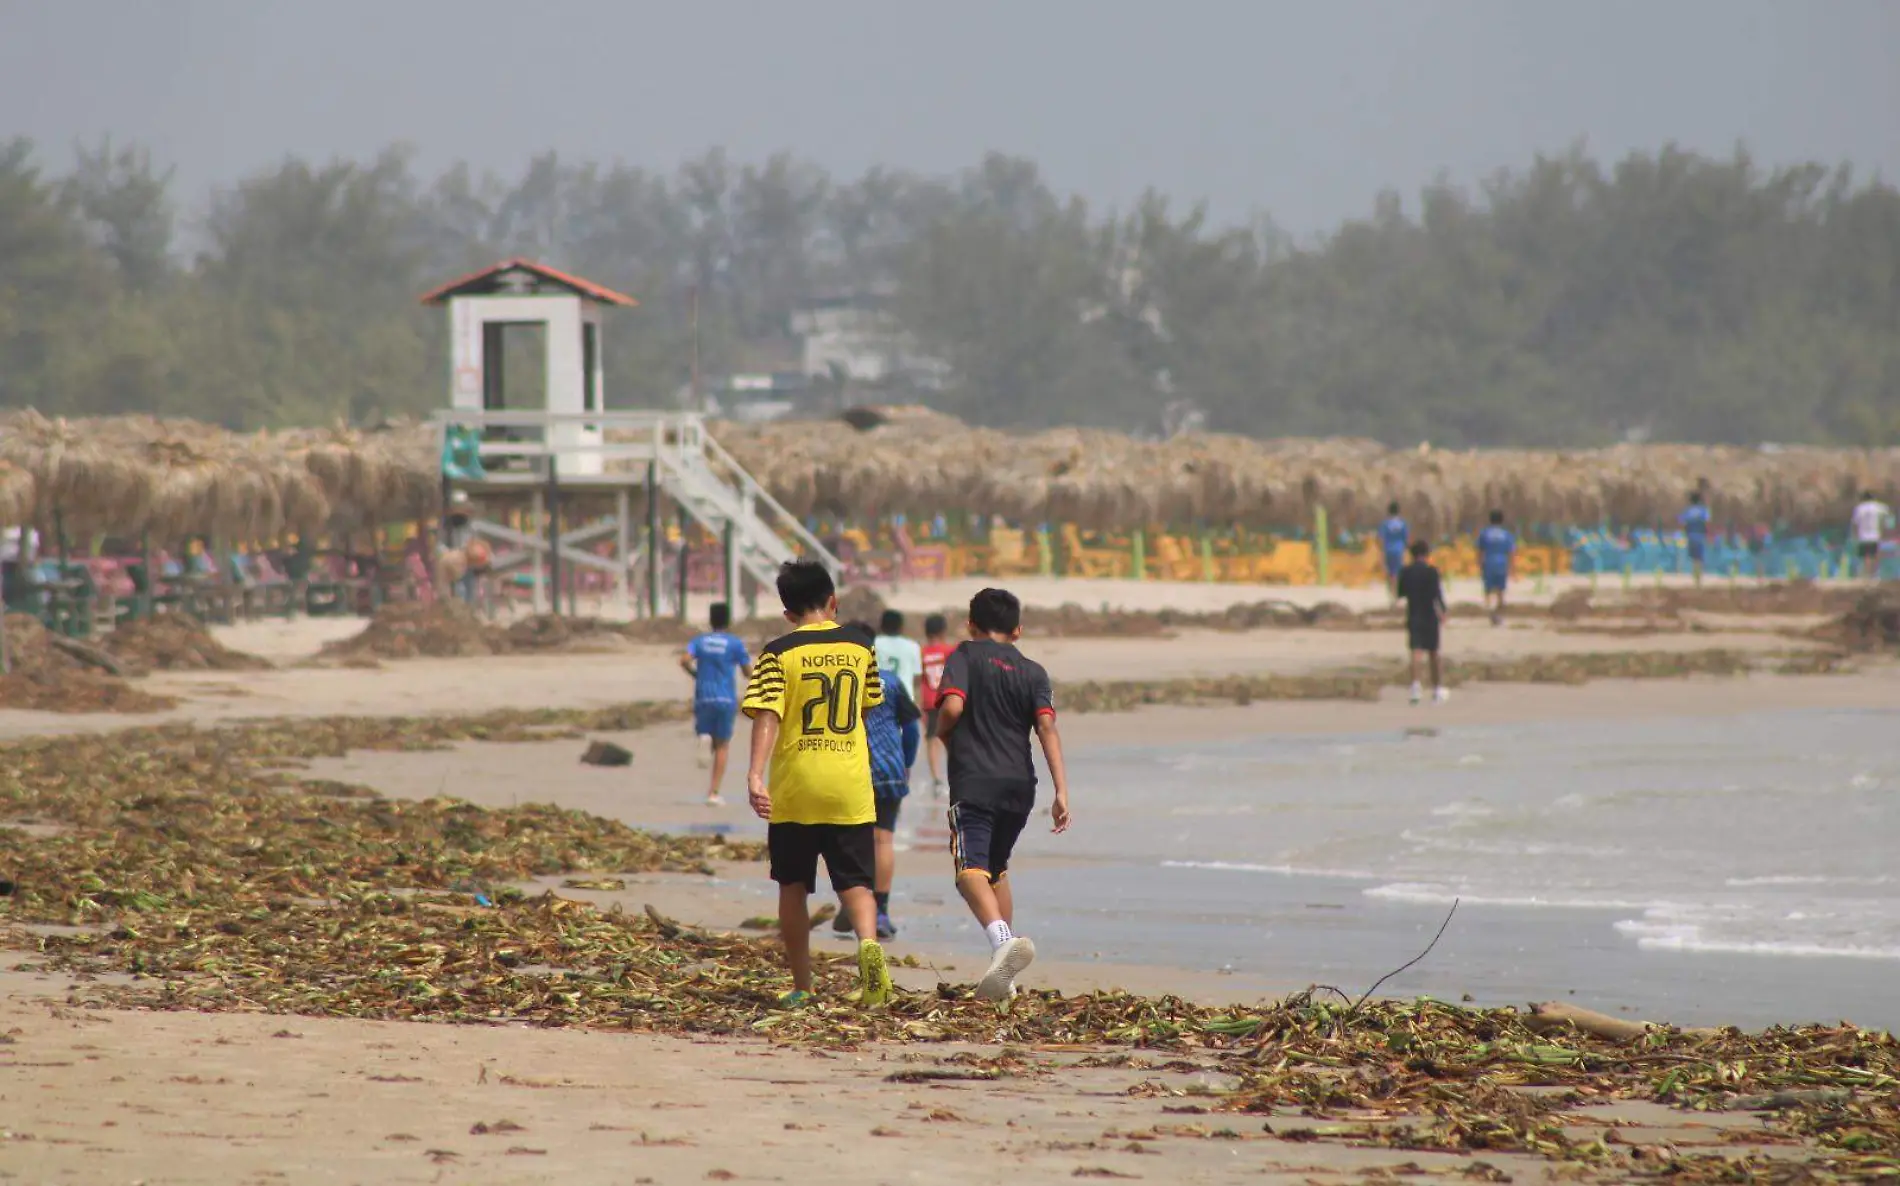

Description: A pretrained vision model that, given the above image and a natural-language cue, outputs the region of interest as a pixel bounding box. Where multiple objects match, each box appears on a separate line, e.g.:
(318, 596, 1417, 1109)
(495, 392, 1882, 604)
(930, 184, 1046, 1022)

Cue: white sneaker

(976, 937, 1036, 1001)
(1433, 686, 1449, 704)
(1409, 682, 1423, 705)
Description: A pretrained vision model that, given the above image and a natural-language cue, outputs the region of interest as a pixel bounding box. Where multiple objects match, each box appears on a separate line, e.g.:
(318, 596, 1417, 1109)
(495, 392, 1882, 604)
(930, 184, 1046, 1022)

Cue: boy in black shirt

(1395, 540, 1448, 704)
(935, 587, 1072, 1000)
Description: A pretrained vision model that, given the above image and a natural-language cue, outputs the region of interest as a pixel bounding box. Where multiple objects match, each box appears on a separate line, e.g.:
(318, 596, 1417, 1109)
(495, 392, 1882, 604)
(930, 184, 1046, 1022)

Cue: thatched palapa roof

(0, 405, 1894, 539)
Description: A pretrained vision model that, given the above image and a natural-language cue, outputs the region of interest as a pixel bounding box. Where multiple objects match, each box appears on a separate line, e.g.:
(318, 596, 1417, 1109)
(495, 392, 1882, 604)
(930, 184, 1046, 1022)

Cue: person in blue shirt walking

(1378, 502, 1409, 602)
(1476, 510, 1516, 626)
(834, 624, 916, 940)
(1678, 491, 1712, 585)
(680, 602, 752, 806)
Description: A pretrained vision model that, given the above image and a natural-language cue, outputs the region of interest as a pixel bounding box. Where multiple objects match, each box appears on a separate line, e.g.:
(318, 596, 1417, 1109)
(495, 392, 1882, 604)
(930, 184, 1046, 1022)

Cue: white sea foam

(1161, 859, 1378, 880)
(1613, 916, 1900, 961)
(1429, 801, 1495, 818)
(1725, 874, 1894, 888)
(1363, 882, 1650, 911)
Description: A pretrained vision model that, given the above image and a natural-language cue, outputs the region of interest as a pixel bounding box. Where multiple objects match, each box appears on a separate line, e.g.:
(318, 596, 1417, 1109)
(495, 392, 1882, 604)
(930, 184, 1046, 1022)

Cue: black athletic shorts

(768, 822, 875, 893)
(948, 801, 1029, 884)
(874, 796, 902, 832)
(1860, 542, 1880, 562)
(1407, 618, 1440, 654)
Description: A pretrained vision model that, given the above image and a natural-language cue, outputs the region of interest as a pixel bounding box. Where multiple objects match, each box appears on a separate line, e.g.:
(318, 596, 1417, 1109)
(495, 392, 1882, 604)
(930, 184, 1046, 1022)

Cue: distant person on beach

(919, 614, 954, 797)
(936, 587, 1072, 1000)
(1678, 492, 1712, 585)
(1397, 541, 1448, 705)
(874, 610, 924, 777)
(741, 561, 893, 1008)
(0, 526, 37, 608)
(1476, 510, 1516, 626)
(1378, 502, 1409, 601)
(1850, 491, 1893, 581)
(833, 622, 917, 940)
(681, 602, 752, 806)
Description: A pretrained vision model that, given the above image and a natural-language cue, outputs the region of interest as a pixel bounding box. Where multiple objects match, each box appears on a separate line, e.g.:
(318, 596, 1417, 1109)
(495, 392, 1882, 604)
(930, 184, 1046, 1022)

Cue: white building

(789, 291, 949, 390)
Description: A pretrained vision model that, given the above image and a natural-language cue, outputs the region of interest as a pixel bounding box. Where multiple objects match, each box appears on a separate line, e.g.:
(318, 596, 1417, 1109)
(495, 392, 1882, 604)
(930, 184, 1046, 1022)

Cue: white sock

(985, 920, 1013, 951)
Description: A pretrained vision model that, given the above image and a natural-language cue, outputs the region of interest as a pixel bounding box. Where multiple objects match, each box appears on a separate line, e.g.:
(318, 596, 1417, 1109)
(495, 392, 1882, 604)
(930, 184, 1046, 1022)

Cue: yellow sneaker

(857, 939, 894, 1008)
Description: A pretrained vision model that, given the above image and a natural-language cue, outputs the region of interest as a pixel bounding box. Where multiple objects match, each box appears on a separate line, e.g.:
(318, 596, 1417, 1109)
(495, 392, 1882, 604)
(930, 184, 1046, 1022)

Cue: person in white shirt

(1850, 491, 1893, 581)
(873, 609, 925, 774)
(1, 526, 38, 607)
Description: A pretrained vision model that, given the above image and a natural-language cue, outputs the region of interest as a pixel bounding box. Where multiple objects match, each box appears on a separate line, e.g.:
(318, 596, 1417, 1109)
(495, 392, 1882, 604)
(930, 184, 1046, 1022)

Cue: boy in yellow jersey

(741, 560, 895, 1008)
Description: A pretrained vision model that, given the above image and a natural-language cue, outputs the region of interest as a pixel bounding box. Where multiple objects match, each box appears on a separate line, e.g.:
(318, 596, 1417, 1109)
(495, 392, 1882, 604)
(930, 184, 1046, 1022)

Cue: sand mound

(102, 615, 272, 675)
(318, 603, 720, 663)
(0, 614, 177, 714)
(835, 586, 889, 626)
(1824, 587, 1900, 652)
(318, 600, 509, 661)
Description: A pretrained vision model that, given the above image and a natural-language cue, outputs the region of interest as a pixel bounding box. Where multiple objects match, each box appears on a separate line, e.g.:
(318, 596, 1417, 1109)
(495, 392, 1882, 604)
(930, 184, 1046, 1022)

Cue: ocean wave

(1396, 829, 1626, 859)
(1612, 917, 1900, 961)
(1725, 874, 1895, 888)
(1363, 882, 1649, 910)
(1429, 801, 1495, 818)
(1161, 860, 1378, 880)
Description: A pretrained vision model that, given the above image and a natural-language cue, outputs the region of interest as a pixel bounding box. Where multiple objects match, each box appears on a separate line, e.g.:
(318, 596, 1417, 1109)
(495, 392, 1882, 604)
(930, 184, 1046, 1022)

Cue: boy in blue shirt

(1378, 502, 1409, 602)
(834, 623, 917, 940)
(1678, 491, 1711, 585)
(680, 602, 752, 805)
(1476, 510, 1516, 627)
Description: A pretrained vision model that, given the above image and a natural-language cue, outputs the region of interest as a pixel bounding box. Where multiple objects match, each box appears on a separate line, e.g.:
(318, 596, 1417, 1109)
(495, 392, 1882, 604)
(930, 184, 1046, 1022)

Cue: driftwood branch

(48, 634, 124, 676)
(1524, 1000, 1725, 1043)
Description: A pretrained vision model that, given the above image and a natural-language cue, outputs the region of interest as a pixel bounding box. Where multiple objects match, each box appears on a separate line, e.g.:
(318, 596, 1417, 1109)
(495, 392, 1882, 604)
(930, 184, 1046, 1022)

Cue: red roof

(418, 258, 638, 307)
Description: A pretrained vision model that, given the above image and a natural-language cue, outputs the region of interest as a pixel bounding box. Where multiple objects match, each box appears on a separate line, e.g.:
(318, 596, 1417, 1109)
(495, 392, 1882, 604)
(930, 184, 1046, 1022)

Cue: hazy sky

(4, 0, 1897, 233)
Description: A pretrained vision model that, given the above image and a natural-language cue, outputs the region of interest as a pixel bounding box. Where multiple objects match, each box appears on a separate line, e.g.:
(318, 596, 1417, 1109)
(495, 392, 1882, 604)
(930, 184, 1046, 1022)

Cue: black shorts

(1859, 542, 1880, 561)
(925, 707, 942, 740)
(1407, 619, 1440, 654)
(768, 823, 876, 894)
(948, 801, 1029, 884)
(874, 796, 902, 832)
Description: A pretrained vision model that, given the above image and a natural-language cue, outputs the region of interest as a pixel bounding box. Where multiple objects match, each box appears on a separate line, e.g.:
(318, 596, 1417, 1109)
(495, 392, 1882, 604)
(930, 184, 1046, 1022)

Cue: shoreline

(4, 659, 1896, 1183)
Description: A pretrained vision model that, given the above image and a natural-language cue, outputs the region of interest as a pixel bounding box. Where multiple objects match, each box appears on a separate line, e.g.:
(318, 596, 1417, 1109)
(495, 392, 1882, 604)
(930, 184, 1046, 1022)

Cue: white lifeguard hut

(418, 259, 838, 618)
(420, 257, 635, 477)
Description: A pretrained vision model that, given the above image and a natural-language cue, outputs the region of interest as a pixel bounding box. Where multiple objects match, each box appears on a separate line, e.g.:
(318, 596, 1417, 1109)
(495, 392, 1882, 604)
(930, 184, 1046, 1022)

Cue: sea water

(984, 706, 1900, 1029)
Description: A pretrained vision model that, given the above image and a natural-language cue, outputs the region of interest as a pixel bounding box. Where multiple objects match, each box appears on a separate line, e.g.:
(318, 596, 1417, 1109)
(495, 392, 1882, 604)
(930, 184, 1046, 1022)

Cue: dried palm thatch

(0, 409, 157, 535)
(0, 458, 35, 526)
(4, 407, 1896, 539)
(718, 411, 1900, 536)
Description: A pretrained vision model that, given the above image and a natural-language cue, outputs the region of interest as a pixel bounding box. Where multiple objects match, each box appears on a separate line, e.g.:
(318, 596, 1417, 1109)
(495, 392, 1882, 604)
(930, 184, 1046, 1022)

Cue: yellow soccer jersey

(741, 621, 884, 825)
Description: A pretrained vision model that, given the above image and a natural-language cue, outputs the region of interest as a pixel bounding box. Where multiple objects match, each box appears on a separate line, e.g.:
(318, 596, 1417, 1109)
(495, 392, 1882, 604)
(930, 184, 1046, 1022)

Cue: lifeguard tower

(421, 259, 836, 617)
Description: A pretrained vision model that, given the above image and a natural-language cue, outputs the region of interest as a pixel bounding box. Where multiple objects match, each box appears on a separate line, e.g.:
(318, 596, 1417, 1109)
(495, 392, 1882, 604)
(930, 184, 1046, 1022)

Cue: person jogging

(834, 623, 916, 940)
(918, 614, 954, 797)
(1679, 492, 1712, 585)
(874, 609, 924, 777)
(1850, 491, 1893, 581)
(680, 602, 751, 805)
(741, 561, 894, 1008)
(1476, 510, 1516, 626)
(1396, 540, 1448, 705)
(936, 587, 1071, 1001)
(1378, 502, 1409, 602)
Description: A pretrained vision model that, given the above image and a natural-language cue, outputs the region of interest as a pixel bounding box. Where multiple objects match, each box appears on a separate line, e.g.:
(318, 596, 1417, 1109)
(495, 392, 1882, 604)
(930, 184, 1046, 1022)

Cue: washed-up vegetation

(0, 613, 178, 714)
(0, 708, 1891, 1181)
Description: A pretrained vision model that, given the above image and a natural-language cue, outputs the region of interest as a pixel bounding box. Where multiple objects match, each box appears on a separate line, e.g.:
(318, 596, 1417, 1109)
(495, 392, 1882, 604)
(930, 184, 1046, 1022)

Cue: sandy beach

(2, 589, 1895, 1184)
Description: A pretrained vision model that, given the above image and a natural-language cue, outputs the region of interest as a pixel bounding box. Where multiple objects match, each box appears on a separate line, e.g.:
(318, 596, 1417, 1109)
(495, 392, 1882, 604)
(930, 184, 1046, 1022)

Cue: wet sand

(1, 604, 1892, 1184)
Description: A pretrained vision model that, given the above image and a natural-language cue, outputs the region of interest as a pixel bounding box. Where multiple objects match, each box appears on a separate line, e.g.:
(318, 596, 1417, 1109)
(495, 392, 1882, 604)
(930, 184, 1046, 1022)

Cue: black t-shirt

(1396, 561, 1446, 623)
(939, 639, 1055, 813)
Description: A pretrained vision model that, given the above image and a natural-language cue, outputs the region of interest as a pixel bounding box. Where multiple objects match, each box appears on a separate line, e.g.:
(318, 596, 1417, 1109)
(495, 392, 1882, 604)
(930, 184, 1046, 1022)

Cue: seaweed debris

(0, 706, 1892, 1180)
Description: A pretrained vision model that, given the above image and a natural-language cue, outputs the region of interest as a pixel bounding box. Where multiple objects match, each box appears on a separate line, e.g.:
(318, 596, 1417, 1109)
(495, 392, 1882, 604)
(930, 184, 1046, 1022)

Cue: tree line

(1, 137, 1895, 446)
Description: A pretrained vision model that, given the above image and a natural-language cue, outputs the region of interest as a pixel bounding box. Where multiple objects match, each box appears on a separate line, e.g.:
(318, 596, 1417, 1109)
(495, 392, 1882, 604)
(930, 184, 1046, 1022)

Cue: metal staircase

(432, 409, 839, 614)
(652, 415, 836, 590)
